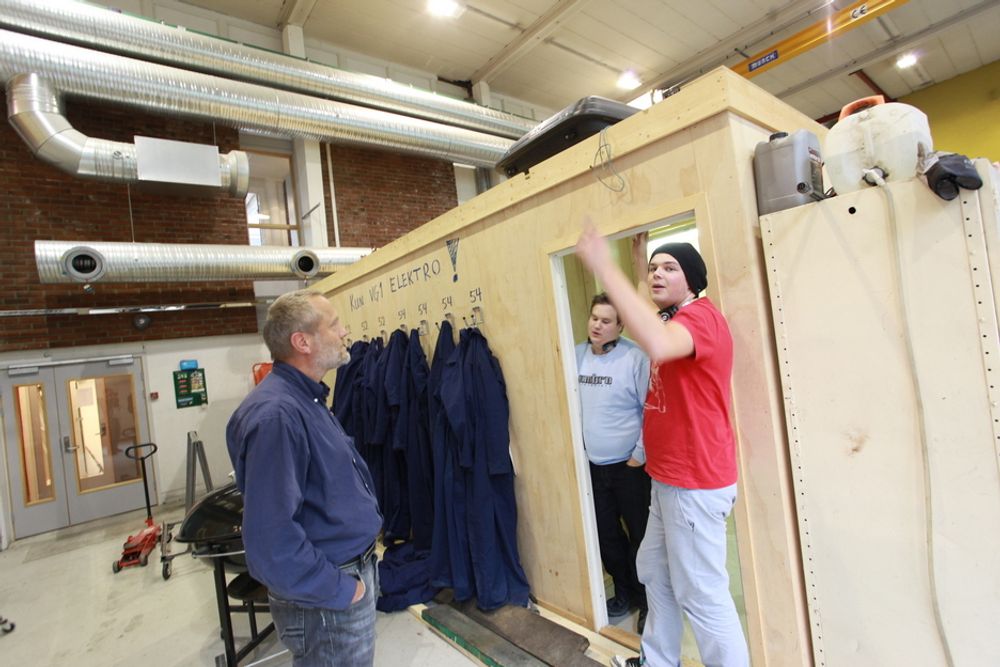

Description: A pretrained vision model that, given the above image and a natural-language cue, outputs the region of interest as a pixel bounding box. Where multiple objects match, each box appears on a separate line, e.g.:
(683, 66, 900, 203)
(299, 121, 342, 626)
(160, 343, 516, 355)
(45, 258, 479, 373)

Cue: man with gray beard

(227, 289, 382, 667)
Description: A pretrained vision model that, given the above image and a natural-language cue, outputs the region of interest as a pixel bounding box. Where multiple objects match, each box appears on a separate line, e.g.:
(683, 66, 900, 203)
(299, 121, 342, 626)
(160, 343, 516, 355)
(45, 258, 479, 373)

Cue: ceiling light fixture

(895, 52, 918, 69)
(427, 0, 466, 18)
(617, 70, 641, 90)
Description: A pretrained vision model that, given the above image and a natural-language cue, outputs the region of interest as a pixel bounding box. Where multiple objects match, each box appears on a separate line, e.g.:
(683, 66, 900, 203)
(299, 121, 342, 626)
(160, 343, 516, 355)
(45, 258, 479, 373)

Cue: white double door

(2, 357, 153, 539)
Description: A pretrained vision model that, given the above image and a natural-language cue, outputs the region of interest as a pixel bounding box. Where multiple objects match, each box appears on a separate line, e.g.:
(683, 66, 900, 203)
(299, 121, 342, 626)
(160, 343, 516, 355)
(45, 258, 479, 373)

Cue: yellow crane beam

(732, 0, 910, 79)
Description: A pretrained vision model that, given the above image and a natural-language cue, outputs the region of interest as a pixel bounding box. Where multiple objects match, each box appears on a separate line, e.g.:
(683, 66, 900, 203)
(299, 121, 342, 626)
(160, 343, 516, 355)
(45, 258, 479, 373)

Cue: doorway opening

(550, 213, 747, 657)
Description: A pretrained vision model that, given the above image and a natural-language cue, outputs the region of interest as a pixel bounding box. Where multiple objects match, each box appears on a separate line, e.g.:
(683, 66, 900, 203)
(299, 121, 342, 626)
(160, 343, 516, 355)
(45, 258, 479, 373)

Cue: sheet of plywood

(761, 177, 1000, 666)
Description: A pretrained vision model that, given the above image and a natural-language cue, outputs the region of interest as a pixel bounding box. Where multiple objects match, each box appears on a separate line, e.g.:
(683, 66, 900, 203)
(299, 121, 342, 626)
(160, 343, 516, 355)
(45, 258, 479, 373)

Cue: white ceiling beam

(471, 0, 591, 84)
(277, 0, 319, 27)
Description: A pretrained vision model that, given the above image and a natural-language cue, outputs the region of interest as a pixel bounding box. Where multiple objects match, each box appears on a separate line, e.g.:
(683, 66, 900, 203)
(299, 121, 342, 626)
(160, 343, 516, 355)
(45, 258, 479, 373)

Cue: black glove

(923, 152, 983, 201)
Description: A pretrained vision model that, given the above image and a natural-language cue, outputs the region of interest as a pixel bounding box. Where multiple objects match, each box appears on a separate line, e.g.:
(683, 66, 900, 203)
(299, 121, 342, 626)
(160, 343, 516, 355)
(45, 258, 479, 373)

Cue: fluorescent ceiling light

(617, 70, 641, 90)
(428, 0, 465, 18)
(896, 52, 918, 69)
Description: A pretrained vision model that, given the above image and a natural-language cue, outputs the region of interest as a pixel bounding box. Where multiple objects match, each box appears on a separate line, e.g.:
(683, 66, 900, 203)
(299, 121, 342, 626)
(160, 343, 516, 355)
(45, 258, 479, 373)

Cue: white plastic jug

(825, 96, 933, 194)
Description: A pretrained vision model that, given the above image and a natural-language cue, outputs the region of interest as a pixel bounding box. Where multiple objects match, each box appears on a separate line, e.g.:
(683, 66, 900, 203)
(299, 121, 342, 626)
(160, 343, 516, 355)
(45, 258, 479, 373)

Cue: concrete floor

(0, 503, 742, 666)
(0, 505, 479, 667)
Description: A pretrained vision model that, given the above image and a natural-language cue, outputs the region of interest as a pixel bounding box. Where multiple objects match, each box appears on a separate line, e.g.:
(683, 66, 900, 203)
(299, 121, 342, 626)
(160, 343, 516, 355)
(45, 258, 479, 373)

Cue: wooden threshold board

(421, 604, 546, 667)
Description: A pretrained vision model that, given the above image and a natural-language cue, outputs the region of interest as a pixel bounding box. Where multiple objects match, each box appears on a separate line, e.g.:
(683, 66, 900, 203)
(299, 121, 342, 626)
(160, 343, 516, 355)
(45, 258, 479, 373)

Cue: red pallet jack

(113, 443, 161, 573)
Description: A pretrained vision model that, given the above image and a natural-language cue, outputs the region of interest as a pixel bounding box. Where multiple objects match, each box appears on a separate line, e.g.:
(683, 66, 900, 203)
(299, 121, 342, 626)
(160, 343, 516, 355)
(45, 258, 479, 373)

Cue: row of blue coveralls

(332, 320, 531, 611)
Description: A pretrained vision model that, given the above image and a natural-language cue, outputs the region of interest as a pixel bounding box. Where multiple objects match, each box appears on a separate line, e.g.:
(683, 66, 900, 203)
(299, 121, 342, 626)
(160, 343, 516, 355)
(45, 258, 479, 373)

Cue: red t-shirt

(642, 298, 737, 489)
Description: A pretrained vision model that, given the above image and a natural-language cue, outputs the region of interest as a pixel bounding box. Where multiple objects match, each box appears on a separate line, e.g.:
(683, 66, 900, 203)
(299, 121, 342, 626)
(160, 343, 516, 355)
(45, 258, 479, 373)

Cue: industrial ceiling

(174, 0, 1000, 121)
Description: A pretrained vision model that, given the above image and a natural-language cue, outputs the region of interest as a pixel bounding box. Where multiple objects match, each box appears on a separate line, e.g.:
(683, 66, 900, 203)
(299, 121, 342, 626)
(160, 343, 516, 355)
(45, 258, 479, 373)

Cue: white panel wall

(761, 170, 1000, 665)
(454, 164, 478, 204)
(227, 23, 283, 52)
(142, 334, 268, 503)
(152, 5, 219, 35)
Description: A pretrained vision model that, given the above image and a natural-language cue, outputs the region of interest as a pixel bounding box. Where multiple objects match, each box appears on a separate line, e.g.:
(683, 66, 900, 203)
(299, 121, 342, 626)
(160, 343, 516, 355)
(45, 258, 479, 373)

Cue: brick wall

(1, 96, 460, 354)
(0, 95, 257, 353)
(321, 144, 458, 248)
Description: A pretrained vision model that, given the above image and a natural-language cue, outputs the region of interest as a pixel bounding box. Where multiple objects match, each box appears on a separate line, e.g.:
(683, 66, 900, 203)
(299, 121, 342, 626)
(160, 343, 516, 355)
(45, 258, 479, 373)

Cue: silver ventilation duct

(35, 240, 372, 283)
(0, 0, 533, 140)
(7, 73, 248, 196)
(0, 29, 513, 168)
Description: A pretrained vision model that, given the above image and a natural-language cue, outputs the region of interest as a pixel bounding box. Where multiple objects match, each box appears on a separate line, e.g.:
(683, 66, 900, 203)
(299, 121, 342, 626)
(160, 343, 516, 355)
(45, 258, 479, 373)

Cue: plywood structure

(760, 166, 1000, 666)
(313, 68, 822, 666)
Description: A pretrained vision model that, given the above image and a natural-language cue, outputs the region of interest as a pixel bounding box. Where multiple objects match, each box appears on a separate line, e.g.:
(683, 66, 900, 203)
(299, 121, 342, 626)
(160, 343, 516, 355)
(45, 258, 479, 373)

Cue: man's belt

(337, 540, 377, 570)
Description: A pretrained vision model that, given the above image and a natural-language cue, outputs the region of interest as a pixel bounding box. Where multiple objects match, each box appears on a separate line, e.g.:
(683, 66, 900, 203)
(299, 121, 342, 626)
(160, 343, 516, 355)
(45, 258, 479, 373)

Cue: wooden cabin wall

(315, 69, 823, 666)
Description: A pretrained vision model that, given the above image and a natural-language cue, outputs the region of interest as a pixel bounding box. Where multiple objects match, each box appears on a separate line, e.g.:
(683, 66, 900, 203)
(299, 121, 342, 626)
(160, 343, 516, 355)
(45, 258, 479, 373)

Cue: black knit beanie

(649, 242, 708, 295)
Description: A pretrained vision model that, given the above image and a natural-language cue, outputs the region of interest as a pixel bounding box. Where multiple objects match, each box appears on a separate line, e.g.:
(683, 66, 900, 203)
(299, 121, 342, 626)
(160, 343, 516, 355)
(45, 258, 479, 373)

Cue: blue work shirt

(226, 360, 382, 610)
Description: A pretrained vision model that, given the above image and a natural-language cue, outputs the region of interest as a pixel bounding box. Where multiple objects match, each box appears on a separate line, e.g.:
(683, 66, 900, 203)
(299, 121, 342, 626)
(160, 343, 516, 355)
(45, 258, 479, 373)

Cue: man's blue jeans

(268, 552, 378, 667)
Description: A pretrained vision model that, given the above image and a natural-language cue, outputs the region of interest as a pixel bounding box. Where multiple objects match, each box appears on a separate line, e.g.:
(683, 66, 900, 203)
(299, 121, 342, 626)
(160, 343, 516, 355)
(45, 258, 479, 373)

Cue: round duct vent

(61, 246, 106, 283)
(291, 249, 320, 279)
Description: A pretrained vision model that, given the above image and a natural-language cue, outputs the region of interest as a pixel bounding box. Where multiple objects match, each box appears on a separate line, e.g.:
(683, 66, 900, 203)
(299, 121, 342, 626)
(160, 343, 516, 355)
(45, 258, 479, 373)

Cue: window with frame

(244, 151, 299, 247)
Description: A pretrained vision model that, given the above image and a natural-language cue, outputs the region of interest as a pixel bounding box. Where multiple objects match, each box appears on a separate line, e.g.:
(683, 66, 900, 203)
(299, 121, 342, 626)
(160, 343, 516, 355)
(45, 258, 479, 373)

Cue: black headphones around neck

(589, 337, 619, 353)
(659, 295, 700, 322)
(658, 306, 679, 321)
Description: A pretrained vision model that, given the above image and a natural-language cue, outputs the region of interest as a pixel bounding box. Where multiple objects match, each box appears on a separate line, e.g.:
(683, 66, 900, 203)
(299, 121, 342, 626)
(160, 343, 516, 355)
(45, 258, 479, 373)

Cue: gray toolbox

(496, 95, 638, 178)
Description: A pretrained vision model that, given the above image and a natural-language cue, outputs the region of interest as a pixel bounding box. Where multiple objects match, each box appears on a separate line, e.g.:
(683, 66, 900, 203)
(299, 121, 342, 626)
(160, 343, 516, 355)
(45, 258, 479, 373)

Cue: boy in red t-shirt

(576, 225, 748, 667)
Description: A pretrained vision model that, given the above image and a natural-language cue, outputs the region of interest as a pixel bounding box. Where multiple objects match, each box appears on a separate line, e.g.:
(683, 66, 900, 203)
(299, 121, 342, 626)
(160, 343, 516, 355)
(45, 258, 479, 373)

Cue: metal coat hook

(399, 323, 408, 333)
(418, 320, 430, 336)
(437, 312, 455, 331)
(470, 306, 485, 327)
(362, 334, 370, 342)
(380, 329, 388, 342)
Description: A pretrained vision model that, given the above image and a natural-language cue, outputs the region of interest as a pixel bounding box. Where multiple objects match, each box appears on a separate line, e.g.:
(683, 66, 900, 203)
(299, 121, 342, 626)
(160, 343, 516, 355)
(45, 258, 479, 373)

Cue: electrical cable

(592, 127, 626, 192)
(864, 168, 956, 667)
